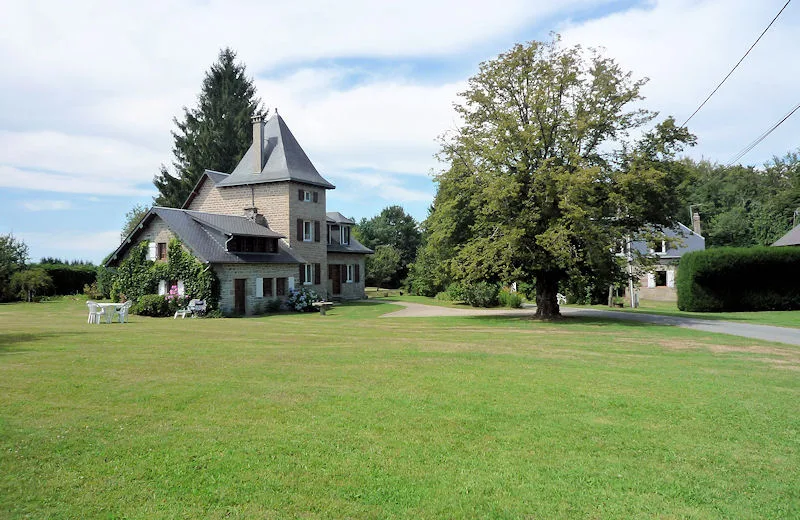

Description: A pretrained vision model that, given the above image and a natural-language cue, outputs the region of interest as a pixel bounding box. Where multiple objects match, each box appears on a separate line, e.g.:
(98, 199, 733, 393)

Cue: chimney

(251, 114, 264, 173)
(692, 212, 702, 235)
(243, 207, 268, 227)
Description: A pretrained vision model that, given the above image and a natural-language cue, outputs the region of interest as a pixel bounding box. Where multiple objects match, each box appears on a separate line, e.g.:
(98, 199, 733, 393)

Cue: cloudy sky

(1, 0, 798, 263)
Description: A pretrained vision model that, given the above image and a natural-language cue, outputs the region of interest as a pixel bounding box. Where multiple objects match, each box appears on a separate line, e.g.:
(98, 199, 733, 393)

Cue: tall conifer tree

(154, 48, 263, 207)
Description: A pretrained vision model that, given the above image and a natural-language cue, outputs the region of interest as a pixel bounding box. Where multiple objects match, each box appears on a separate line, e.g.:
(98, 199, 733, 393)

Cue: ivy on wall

(110, 239, 219, 309)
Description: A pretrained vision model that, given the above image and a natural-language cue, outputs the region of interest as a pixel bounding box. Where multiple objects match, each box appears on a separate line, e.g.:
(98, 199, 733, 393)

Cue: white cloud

(559, 0, 800, 164)
(333, 171, 433, 203)
(21, 200, 72, 211)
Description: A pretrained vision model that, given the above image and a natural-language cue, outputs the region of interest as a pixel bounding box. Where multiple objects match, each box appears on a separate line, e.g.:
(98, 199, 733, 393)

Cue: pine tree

(154, 48, 263, 207)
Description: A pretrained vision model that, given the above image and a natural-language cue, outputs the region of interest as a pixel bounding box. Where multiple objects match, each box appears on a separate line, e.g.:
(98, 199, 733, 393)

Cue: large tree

(154, 48, 263, 207)
(0, 234, 29, 301)
(355, 205, 421, 287)
(416, 36, 694, 318)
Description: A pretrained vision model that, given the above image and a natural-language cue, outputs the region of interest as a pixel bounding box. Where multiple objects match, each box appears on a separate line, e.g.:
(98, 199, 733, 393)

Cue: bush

(83, 282, 103, 300)
(265, 298, 283, 313)
(445, 282, 465, 302)
(498, 289, 523, 308)
(462, 281, 500, 307)
(39, 263, 96, 296)
(677, 246, 800, 312)
(287, 287, 321, 312)
(132, 294, 170, 317)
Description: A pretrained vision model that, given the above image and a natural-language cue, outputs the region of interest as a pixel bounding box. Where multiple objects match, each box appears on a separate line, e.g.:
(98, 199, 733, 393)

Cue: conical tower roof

(218, 113, 335, 189)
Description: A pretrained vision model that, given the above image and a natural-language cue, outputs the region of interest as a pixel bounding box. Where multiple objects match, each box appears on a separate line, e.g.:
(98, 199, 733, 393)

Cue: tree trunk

(534, 272, 560, 319)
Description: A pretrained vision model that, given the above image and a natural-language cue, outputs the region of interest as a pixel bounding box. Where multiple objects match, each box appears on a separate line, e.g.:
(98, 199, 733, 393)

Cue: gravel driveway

(379, 300, 800, 346)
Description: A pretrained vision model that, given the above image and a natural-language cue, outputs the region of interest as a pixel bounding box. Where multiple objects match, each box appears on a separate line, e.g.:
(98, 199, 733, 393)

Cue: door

(330, 264, 341, 295)
(234, 278, 246, 315)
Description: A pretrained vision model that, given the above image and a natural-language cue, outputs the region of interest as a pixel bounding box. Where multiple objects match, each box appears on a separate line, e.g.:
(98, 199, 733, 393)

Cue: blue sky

(2, 0, 799, 263)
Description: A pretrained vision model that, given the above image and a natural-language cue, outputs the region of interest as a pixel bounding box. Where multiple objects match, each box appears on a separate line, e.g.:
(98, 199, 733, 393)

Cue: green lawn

(593, 299, 800, 329)
(1, 298, 798, 518)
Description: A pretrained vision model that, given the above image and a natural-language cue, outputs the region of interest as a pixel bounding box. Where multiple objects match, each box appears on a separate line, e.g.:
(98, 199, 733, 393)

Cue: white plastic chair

(86, 301, 104, 324)
(174, 299, 206, 319)
(116, 301, 133, 323)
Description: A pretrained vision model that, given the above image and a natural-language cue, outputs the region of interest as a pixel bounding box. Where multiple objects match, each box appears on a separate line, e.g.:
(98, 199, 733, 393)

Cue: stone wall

(214, 263, 299, 315)
(287, 182, 329, 298)
(326, 252, 367, 300)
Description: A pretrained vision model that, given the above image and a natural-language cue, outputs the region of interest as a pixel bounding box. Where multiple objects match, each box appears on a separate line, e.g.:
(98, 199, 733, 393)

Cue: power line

(726, 102, 800, 165)
(681, 0, 792, 127)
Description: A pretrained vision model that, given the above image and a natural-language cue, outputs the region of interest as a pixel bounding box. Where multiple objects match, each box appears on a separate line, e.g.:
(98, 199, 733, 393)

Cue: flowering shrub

(287, 287, 321, 312)
(164, 284, 187, 314)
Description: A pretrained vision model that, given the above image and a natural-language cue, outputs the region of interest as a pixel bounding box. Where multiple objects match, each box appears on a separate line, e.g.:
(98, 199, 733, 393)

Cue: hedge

(676, 246, 800, 312)
(38, 264, 96, 295)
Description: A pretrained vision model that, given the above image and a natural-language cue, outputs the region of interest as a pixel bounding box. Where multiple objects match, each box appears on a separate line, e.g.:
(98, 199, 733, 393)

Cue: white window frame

(147, 242, 157, 261)
(303, 190, 312, 202)
(303, 221, 313, 242)
(346, 264, 354, 283)
(341, 226, 350, 245)
(304, 264, 313, 285)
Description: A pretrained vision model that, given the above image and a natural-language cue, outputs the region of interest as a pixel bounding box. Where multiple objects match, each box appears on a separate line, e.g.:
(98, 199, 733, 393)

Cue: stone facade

(326, 252, 367, 300)
(215, 263, 299, 315)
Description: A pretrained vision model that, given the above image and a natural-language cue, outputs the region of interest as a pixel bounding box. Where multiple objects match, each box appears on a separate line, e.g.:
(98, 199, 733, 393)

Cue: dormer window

(651, 241, 666, 254)
(228, 236, 277, 253)
(340, 226, 350, 245)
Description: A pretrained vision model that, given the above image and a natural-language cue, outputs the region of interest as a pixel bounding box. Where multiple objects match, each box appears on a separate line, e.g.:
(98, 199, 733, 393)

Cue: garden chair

(86, 301, 104, 324)
(115, 301, 133, 323)
(174, 299, 206, 319)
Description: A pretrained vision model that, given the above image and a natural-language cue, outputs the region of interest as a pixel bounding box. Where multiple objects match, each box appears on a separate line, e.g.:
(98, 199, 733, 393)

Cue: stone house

(627, 221, 705, 302)
(106, 113, 372, 314)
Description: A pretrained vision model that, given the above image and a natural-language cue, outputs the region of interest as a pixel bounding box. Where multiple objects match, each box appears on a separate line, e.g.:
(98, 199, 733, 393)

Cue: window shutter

(341, 265, 347, 282)
(256, 277, 263, 298)
(288, 277, 295, 292)
(313, 191, 318, 203)
(158, 280, 166, 295)
(314, 263, 321, 284)
(148, 242, 156, 261)
(299, 264, 305, 284)
(297, 219, 303, 241)
(177, 280, 185, 296)
(298, 189, 303, 201)
(355, 264, 360, 283)
(314, 221, 320, 242)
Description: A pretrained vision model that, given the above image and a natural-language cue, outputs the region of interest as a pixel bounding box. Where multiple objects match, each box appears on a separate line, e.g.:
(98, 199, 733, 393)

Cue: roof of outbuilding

(217, 114, 335, 189)
(327, 239, 373, 255)
(773, 223, 800, 246)
(105, 207, 305, 267)
(326, 211, 355, 224)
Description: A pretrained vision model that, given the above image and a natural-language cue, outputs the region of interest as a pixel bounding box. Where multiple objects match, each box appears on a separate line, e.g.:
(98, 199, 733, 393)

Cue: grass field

(1, 298, 798, 518)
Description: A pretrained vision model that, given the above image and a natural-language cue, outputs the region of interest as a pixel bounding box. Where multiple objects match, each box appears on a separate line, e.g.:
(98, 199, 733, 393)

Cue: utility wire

(681, 0, 792, 127)
(726, 102, 800, 165)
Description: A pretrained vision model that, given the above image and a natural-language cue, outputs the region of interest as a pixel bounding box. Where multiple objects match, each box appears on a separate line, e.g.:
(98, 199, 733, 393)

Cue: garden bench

(312, 301, 334, 315)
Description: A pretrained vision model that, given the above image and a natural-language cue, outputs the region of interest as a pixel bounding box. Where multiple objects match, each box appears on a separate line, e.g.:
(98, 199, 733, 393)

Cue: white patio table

(96, 302, 124, 323)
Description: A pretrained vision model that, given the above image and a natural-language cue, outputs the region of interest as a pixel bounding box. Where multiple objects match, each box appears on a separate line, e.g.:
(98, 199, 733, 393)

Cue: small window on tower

(303, 190, 312, 202)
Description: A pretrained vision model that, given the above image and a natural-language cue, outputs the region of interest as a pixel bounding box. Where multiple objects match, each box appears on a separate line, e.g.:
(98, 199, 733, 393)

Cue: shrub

(132, 294, 170, 317)
(287, 287, 321, 312)
(445, 282, 465, 302)
(498, 289, 523, 308)
(83, 282, 103, 300)
(39, 263, 96, 296)
(462, 281, 500, 307)
(265, 298, 283, 313)
(676, 246, 800, 312)
(435, 291, 451, 301)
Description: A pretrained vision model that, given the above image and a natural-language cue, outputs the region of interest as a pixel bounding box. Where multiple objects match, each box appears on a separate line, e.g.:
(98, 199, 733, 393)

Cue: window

(157, 242, 167, 260)
(655, 271, 667, 287)
(341, 226, 350, 245)
(327, 225, 333, 245)
(346, 264, 354, 283)
(304, 264, 313, 285)
(303, 221, 313, 242)
(276, 278, 287, 296)
(263, 277, 273, 297)
(303, 190, 312, 202)
(228, 236, 277, 253)
(651, 241, 665, 254)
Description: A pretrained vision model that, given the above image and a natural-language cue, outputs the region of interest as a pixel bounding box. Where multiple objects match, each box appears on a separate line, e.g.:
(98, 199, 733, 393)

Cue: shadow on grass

(0, 331, 84, 352)
(461, 314, 655, 328)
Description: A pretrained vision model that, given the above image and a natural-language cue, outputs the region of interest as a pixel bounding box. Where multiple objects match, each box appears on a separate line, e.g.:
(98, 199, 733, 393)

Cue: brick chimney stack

(692, 212, 702, 235)
(251, 114, 264, 173)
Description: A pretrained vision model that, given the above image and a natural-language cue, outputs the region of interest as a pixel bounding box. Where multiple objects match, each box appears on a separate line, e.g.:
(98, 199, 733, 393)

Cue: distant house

(773, 223, 800, 246)
(627, 222, 706, 302)
(106, 113, 372, 314)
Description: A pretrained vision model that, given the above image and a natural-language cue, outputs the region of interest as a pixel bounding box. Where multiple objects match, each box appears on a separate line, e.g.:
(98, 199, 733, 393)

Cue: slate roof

(327, 238, 373, 255)
(106, 207, 305, 267)
(326, 211, 355, 224)
(773, 223, 800, 246)
(629, 222, 705, 260)
(218, 114, 335, 189)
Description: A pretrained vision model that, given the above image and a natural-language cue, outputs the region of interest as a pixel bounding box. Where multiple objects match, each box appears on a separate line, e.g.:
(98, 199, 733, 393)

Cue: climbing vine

(110, 239, 219, 309)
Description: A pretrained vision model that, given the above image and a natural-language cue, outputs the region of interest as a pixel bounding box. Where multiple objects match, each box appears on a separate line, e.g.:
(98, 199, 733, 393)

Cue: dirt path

(379, 300, 800, 346)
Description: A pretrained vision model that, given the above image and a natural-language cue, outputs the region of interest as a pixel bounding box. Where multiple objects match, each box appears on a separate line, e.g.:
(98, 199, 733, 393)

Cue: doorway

(234, 278, 246, 314)
(329, 264, 341, 295)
